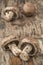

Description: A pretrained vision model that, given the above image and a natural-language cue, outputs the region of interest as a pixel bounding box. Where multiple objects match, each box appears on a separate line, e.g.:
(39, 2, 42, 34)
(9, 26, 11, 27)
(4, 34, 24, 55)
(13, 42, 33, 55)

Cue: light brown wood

(9, 55, 22, 65)
(28, 60, 34, 65)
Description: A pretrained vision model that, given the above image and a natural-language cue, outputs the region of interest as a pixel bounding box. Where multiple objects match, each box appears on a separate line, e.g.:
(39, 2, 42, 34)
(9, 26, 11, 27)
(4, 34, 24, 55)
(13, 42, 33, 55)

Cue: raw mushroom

(1, 6, 19, 21)
(23, 2, 35, 16)
(18, 38, 39, 56)
(1, 35, 22, 56)
(1, 35, 19, 51)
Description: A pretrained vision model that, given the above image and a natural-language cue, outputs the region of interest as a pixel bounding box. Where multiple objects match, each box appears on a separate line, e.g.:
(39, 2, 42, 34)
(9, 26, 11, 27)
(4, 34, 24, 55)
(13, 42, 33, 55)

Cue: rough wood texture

(9, 55, 22, 65)
(0, 0, 43, 65)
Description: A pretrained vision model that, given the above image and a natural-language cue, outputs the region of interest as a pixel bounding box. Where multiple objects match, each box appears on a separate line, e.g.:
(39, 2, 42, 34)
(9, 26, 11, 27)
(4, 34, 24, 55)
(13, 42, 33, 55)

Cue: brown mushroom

(23, 2, 35, 16)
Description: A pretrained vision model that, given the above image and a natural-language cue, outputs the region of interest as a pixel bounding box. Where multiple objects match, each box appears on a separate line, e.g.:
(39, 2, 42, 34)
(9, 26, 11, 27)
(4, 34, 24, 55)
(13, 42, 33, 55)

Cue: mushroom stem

(23, 45, 32, 54)
(20, 51, 29, 61)
(8, 44, 21, 56)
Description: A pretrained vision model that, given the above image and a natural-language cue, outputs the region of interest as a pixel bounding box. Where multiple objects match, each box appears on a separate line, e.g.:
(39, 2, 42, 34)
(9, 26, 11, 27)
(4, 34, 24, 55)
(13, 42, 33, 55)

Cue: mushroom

(1, 35, 23, 57)
(18, 38, 40, 56)
(1, 6, 19, 21)
(1, 35, 19, 51)
(23, 2, 35, 16)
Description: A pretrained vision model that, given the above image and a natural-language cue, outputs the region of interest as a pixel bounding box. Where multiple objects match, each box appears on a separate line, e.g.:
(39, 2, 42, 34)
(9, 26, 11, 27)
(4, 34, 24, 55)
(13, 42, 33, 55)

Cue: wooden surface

(0, 0, 43, 65)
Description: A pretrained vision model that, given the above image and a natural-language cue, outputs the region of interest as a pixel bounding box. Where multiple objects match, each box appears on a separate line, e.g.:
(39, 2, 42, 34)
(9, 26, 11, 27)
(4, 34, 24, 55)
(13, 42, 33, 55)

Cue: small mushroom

(20, 51, 29, 61)
(1, 35, 22, 56)
(1, 35, 21, 56)
(23, 2, 35, 16)
(1, 6, 19, 21)
(1, 35, 19, 51)
(18, 38, 39, 56)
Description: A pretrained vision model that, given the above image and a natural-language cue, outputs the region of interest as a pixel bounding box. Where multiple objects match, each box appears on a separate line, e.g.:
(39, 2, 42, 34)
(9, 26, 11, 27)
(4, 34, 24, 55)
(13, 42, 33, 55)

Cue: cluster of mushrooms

(1, 1, 43, 62)
(1, 2, 42, 61)
(1, 2, 35, 21)
(1, 35, 41, 61)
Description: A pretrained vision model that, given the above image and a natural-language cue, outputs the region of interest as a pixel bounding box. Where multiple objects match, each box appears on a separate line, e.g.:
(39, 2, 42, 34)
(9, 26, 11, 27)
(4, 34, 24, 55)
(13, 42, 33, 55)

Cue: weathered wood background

(0, 0, 43, 65)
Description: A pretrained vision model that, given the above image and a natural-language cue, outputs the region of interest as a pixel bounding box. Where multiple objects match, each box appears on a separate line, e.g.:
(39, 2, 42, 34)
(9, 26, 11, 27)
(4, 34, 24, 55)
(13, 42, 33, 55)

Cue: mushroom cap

(23, 2, 35, 16)
(1, 6, 19, 21)
(1, 35, 19, 51)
